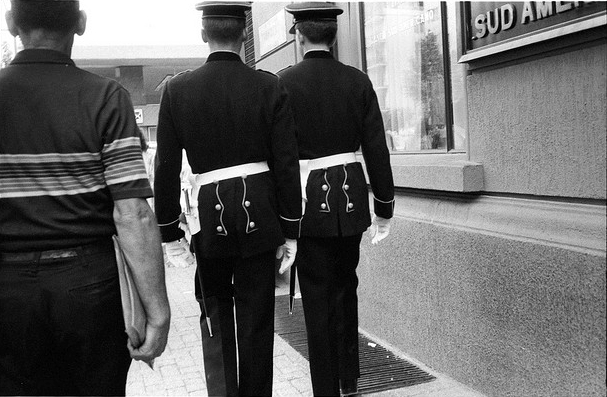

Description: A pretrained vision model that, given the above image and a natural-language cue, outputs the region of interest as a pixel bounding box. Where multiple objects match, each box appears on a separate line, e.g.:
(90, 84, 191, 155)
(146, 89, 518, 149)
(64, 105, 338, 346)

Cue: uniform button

(322, 167, 328, 171)
(241, 173, 247, 179)
(322, 184, 328, 191)
(249, 222, 256, 228)
(344, 184, 350, 190)
(216, 226, 224, 232)
(213, 179, 219, 185)
(348, 203, 354, 209)
(215, 204, 222, 211)
(244, 201, 251, 207)
(320, 203, 327, 210)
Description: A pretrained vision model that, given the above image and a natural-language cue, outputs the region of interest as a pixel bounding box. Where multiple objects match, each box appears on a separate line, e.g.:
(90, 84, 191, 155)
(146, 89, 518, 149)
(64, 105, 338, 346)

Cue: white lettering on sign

(366, 7, 438, 46)
(473, 1, 595, 40)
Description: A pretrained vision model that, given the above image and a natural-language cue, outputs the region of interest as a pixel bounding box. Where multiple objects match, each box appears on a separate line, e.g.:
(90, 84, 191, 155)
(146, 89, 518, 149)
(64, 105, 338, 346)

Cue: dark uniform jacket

(154, 51, 301, 258)
(278, 51, 394, 238)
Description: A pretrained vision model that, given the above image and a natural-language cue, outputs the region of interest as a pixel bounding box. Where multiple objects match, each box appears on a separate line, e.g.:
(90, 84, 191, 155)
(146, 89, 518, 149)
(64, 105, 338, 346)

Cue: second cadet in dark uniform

(154, 2, 302, 396)
(278, 3, 395, 396)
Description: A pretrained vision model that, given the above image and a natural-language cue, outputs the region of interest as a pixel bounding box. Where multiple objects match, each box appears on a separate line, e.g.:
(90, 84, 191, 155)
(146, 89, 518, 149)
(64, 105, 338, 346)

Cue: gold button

(216, 226, 223, 232)
(320, 203, 327, 210)
(213, 179, 219, 185)
(344, 184, 349, 190)
(244, 201, 251, 207)
(241, 174, 247, 179)
(348, 203, 354, 209)
(249, 222, 255, 228)
(215, 204, 222, 211)
(322, 184, 328, 191)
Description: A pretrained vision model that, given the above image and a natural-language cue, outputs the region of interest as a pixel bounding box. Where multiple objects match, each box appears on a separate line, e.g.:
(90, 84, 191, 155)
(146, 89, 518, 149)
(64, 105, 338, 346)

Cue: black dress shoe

(339, 378, 358, 396)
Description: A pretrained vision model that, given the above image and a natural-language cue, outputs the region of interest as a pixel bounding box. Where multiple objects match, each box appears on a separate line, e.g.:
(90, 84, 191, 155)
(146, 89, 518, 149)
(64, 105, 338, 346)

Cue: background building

(72, 45, 206, 142)
(251, 2, 606, 396)
(1, 0, 207, 143)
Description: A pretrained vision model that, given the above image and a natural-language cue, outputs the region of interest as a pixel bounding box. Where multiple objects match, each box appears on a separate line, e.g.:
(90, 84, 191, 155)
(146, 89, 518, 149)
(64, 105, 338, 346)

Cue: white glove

(164, 238, 195, 268)
(276, 238, 297, 274)
(369, 215, 391, 245)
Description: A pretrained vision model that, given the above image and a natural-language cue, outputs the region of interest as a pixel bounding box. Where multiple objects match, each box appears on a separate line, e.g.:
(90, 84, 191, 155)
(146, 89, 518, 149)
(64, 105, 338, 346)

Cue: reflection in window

(364, 2, 449, 152)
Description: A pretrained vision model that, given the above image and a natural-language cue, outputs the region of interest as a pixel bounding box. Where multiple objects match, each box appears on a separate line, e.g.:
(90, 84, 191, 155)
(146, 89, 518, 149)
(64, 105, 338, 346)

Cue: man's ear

(295, 29, 305, 46)
(241, 27, 247, 41)
(200, 28, 209, 43)
(5, 10, 19, 37)
(75, 10, 87, 36)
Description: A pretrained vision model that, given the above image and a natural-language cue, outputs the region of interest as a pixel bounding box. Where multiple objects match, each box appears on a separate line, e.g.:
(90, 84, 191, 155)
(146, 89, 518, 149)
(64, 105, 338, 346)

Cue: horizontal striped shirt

(0, 49, 152, 252)
(0, 137, 148, 199)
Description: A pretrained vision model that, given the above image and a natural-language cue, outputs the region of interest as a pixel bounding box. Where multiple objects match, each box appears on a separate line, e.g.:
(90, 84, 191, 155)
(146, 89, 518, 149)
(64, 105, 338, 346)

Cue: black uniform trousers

(194, 246, 276, 397)
(0, 241, 131, 396)
(296, 234, 363, 396)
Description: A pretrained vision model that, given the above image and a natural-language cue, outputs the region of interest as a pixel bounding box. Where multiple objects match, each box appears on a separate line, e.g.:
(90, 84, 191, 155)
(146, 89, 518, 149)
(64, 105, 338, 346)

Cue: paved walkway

(126, 264, 485, 397)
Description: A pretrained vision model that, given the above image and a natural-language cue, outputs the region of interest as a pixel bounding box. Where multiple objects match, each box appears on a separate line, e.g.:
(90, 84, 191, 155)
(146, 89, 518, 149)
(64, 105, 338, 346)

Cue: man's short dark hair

(11, 0, 80, 34)
(297, 20, 337, 46)
(202, 18, 246, 43)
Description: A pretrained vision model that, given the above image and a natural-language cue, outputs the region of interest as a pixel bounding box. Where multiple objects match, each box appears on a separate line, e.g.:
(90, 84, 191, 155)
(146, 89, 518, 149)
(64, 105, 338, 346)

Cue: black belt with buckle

(0, 240, 113, 263)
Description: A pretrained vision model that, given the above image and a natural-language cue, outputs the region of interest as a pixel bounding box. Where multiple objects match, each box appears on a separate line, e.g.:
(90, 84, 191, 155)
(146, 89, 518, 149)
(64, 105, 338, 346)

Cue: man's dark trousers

(0, 242, 132, 396)
(195, 249, 276, 397)
(296, 234, 363, 396)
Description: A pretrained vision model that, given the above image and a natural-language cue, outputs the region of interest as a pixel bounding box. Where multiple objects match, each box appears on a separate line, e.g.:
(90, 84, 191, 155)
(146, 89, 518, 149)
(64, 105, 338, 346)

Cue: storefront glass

(363, 2, 466, 153)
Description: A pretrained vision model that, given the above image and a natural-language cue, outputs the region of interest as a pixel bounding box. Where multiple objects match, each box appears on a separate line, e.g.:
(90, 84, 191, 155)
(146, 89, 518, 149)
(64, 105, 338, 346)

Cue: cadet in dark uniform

(278, 3, 395, 396)
(154, 2, 301, 396)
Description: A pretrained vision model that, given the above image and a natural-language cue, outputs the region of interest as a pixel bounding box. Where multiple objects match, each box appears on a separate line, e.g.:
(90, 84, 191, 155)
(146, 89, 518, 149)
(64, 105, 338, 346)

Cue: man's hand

(164, 238, 195, 268)
(276, 238, 297, 274)
(369, 215, 391, 245)
(127, 319, 170, 369)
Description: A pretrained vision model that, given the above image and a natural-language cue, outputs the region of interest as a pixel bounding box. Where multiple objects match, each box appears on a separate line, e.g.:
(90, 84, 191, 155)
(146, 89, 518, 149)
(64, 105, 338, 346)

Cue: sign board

(259, 10, 287, 56)
(460, 1, 606, 62)
(134, 109, 143, 124)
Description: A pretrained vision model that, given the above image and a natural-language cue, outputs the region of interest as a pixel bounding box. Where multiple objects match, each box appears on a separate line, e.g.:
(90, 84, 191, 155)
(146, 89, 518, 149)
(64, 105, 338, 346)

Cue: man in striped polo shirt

(0, 1, 170, 395)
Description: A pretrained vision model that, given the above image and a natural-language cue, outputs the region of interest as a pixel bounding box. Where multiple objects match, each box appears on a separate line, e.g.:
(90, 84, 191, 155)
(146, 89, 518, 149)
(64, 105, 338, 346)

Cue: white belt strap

(194, 161, 269, 186)
(306, 152, 358, 171)
(299, 152, 358, 210)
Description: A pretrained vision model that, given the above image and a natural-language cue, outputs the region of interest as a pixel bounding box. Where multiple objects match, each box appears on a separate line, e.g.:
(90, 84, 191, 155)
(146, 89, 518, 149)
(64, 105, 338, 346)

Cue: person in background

(138, 129, 193, 267)
(0, 0, 170, 395)
(278, 3, 395, 396)
(153, 2, 301, 395)
(138, 129, 155, 196)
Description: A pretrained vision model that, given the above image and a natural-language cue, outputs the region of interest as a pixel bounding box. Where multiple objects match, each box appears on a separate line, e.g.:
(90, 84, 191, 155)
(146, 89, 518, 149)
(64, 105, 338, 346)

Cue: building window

(362, 2, 467, 153)
(148, 126, 157, 142)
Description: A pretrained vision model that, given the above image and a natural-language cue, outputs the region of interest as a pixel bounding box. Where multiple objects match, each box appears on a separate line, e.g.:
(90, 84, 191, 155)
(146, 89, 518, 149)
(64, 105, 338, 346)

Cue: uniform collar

(11, 49, 75, 66)
(303, 50, 333, 60)
(206, 51, 243, 63)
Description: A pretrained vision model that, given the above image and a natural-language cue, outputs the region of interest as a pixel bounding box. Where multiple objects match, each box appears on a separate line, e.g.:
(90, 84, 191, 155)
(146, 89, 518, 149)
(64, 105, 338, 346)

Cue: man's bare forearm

(113, 198, 170, 328)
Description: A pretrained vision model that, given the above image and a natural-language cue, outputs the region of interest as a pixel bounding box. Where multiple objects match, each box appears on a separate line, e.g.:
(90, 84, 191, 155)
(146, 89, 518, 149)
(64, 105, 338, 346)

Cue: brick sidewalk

(126, 264, 485, 397)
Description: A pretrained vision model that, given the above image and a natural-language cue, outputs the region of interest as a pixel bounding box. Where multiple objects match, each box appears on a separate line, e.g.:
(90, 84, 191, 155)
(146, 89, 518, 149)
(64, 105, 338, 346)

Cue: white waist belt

(299, 152, 358, 209)
(194, 161, 269, 186)
(303, 152, 358, 171)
